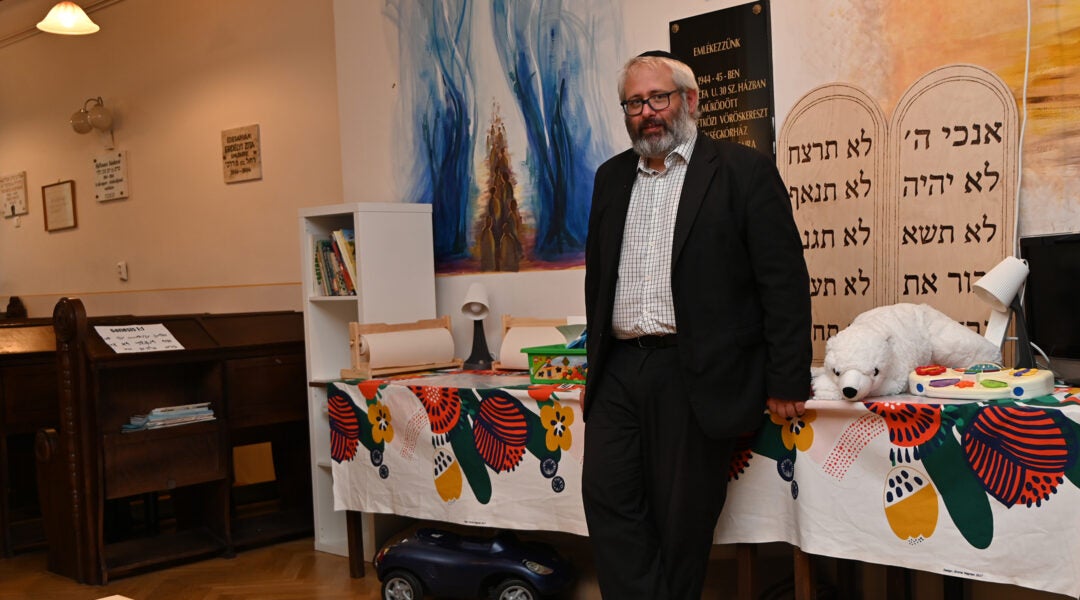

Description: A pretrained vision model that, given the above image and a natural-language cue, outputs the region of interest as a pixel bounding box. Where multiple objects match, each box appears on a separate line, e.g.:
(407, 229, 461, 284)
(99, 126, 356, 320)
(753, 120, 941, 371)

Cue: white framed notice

(221, 124, 262, 183)
(1, 171, 28, 218)
(94, 151, 129, 201)
(94, 324, 185, 354)
(42, 180, 76, 232)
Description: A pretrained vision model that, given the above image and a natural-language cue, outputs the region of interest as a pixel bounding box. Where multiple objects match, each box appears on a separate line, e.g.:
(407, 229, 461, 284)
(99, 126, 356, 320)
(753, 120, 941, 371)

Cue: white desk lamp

(973, 256, 1035, 368)
(461, 283, 493, 370)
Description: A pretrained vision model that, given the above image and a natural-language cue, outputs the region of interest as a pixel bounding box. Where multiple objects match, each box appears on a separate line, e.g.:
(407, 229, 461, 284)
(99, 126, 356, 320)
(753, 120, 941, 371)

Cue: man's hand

(766, 397, 806, 419)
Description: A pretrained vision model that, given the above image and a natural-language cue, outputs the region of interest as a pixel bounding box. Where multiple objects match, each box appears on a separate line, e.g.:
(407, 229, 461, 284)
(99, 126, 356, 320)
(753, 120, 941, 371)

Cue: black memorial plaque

(670, 0, 776, 157)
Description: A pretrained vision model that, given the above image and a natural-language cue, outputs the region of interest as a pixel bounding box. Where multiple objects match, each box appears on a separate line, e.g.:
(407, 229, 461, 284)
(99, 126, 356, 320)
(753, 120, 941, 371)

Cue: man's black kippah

(637, 49, 678, 60)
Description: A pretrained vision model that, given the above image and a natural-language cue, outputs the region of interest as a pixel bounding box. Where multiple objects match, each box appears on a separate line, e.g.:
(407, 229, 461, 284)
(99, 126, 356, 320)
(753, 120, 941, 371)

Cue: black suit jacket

(584, 133, 813, 438)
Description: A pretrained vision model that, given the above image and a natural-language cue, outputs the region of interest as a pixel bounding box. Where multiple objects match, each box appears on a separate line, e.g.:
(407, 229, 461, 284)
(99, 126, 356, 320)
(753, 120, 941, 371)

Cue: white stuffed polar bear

(812, 303, 1003, 401)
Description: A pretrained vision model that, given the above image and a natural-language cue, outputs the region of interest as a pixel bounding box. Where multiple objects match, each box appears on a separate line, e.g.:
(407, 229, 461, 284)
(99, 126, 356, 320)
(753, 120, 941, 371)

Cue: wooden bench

(0, 318, 57, 557)
(36, 298, 312, 584)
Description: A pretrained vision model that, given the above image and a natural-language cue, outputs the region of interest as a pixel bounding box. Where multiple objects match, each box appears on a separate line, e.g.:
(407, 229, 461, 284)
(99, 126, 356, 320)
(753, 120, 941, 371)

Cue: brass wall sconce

(70, 97, 115, 148)
(70, 97, 112, 134)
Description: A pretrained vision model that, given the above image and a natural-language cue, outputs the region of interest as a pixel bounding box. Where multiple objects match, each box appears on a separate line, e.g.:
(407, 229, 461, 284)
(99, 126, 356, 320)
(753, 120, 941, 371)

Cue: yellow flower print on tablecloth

(883, 466, 938, 543)
(769, 409, 816, 451)
(367, 402, 394, 444)
(540, 401, 574, 452)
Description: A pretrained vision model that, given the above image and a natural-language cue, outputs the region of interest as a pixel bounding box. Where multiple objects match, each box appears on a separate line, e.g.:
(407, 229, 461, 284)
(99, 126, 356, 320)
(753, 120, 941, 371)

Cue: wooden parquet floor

(0, 535, 802, 600)
(0, 538, 381, 600)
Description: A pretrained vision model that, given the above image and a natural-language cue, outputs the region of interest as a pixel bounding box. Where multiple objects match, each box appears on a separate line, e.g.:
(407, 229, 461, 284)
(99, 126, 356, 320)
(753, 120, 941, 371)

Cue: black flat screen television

(1019, 232, 1080, 385)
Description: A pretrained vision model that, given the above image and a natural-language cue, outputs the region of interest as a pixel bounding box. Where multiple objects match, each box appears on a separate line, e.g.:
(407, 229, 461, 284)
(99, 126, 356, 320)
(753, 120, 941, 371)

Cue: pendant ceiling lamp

(36, 2, 100, 35)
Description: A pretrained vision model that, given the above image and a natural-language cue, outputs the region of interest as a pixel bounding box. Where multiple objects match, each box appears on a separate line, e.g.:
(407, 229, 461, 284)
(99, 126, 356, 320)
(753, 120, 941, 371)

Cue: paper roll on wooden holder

(341, 315, 462, 380)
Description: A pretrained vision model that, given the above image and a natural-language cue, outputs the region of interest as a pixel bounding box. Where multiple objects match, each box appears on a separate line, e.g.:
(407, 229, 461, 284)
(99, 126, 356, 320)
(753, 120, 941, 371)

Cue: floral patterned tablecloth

(328, 371, 588, 535)
(719, 387, 1080, 597)
(328, 371, 1080, 597)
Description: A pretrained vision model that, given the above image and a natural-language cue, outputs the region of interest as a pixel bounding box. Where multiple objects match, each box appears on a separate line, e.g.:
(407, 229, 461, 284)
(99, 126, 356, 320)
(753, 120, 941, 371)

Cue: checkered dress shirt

(610, 135, 697, 339)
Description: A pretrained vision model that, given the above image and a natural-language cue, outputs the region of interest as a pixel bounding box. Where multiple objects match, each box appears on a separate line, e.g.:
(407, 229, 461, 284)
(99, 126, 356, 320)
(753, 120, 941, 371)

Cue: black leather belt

(617, 334, 678, 348)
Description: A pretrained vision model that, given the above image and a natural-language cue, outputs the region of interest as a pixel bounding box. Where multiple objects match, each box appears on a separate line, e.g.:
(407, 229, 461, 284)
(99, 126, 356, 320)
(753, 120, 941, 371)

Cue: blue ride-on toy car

(374, 527, 575, 600)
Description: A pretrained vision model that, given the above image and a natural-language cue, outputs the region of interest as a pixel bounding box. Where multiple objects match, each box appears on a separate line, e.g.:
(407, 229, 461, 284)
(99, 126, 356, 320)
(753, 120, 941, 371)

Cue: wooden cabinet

(298, 202, 436, 556)
(35, 299, 311, 584)
(0, 320, 57, 557)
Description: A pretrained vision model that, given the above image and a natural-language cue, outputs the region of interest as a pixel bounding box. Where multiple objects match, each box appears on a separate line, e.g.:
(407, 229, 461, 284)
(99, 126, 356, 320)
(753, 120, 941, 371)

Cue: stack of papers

(122, 402, 215, 432)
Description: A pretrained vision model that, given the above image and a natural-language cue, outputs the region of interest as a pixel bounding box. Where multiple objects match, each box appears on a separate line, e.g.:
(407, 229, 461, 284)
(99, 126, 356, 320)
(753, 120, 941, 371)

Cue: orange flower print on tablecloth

(866, 400, 943, 463)
(528, 384, 560, 402)
(327, 382, 386, 465)
(328, 385, 362, 463)
(356, 379, 389, 400)
(963, 404, 1076, 508)
(474, 394, 528, 472)
(728, 433, 756, 481)
(540, 401, 574, 452)
(866, 397, 1080, 549)
(408, 385, 462, 435)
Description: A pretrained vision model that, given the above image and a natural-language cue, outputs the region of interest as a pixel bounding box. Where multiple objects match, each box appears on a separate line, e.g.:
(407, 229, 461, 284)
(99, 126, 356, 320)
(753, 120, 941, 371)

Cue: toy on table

(374, 527, 575, 600)
(811, 303, 1003, 401)
(907, 363, 1055, 400)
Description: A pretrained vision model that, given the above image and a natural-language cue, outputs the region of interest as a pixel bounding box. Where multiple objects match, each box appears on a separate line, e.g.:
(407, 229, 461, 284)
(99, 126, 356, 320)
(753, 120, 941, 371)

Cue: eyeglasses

(620, 90, 679, 116)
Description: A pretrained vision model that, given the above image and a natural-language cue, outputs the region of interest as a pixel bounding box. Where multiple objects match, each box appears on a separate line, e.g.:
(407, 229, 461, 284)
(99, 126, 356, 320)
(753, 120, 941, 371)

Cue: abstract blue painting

(387, 0, 622, 273)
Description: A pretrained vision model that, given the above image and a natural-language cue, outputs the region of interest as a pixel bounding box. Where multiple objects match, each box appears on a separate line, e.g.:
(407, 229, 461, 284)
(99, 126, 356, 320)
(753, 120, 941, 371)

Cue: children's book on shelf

(311, 234, 327, 295)
(314, 238, 354, 296)
(330, 232, 356, 294)
(332, 228, 358, 293)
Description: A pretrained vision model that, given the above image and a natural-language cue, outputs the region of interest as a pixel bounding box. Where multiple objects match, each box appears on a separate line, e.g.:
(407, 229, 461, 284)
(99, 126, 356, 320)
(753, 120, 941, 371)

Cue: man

(581, 51, 812, 599)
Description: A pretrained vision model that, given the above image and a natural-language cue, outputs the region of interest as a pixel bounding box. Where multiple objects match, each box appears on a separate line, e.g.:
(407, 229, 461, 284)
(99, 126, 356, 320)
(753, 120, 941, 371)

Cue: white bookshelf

(298, 202, 435, 556)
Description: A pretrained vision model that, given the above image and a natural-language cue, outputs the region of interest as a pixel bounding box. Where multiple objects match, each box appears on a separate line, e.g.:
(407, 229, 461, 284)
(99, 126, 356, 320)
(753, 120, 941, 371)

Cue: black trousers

(582, 342, 736, 599)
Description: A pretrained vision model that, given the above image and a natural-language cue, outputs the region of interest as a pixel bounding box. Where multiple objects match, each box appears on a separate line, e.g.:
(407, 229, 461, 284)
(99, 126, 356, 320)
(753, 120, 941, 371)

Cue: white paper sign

(94, 324, 185, 353)
(94, 151, 129, 201)
(1, 171, 28, 218)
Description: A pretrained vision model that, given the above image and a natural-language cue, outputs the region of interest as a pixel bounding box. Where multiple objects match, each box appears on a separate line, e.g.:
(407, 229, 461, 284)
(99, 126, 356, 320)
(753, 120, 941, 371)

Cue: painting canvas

(386, 0, 624, 274)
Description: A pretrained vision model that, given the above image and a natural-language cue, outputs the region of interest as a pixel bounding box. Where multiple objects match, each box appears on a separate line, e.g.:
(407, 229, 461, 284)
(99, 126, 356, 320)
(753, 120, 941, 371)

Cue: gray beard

(628, 104, 697, 160)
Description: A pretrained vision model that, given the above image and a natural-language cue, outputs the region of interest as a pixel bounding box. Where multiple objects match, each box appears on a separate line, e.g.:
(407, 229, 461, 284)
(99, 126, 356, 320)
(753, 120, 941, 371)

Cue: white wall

(0, 0, 342, 317)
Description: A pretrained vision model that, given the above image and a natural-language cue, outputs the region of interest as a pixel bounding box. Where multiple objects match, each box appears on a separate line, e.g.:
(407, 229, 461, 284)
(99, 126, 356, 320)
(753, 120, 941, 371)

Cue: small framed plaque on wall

(94, 151, 129, 201)
(221, 124, 262, 183)
(42, 180, 77, 231)
(1, 171, 29, 218)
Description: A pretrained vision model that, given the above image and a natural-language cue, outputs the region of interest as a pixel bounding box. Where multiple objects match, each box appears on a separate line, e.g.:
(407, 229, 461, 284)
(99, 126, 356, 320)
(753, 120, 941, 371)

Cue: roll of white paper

(359, 328, 456, 369)
(499, 326, 567, 370)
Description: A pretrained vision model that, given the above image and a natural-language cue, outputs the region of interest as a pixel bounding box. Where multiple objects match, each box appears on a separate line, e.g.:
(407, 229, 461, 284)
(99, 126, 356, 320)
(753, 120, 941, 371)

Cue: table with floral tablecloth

(328, 370, 1080, 597)
(719, 386, 1080, 597)
(328, 371, 587, 536)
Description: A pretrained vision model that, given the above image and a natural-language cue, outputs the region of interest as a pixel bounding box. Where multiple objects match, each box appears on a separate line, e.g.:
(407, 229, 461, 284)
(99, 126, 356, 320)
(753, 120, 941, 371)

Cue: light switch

(117, 261, 128, 281)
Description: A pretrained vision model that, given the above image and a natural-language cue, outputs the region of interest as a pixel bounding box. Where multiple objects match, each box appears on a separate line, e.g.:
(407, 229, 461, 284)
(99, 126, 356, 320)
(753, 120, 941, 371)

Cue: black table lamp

(461, 283, 492, 370)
